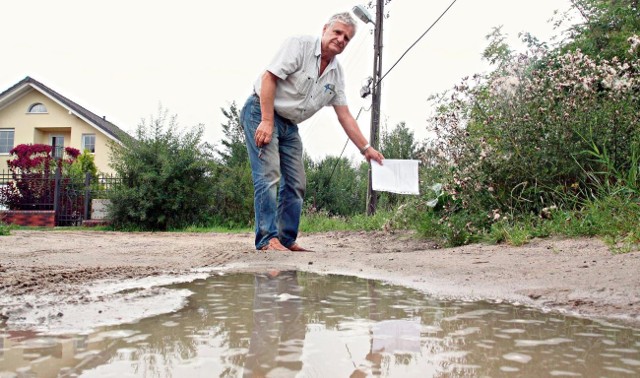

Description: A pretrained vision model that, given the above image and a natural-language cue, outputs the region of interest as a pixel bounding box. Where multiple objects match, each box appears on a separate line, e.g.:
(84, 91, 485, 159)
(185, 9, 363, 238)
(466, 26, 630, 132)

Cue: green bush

(0, 218, 11, 236)
(208, 161, 254, 228)
(305, 155, 367, 216)
(561, 0, 640, 61)
(405, 1, 640, 246)
(108, 108, 216, 231)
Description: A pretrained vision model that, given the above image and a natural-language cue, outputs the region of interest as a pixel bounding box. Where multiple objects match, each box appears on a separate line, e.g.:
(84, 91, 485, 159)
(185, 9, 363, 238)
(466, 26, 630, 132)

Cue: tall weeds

(406, 25, 640, 247)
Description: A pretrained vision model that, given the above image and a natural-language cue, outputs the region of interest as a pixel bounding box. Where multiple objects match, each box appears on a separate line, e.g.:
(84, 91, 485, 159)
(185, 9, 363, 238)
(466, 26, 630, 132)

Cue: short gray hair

(326, 12, 358, 35)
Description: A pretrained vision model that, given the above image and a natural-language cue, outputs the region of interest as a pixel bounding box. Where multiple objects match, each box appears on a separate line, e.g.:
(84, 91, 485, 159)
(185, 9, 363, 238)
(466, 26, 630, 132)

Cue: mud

(1, 230, 639, 330)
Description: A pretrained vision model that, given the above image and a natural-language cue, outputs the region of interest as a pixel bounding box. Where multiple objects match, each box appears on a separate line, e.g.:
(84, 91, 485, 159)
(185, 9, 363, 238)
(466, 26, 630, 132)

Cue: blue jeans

(241, 94, 306, 250)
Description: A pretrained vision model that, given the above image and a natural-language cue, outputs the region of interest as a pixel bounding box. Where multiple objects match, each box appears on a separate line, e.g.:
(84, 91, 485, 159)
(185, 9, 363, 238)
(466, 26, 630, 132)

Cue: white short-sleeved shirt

(253, 35, 348, 124)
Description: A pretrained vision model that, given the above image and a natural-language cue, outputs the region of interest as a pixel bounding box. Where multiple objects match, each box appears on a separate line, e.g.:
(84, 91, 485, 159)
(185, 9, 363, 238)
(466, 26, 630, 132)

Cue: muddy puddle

(1, 271, 639, 377)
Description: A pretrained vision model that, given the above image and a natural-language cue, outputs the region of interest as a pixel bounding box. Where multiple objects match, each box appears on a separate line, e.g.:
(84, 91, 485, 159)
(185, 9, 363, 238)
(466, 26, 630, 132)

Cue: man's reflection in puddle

(244, 270, 305, 378)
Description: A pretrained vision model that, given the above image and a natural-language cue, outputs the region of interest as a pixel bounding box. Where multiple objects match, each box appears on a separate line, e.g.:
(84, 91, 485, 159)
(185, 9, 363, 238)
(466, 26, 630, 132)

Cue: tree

(108, 107, 216, 230)
(377, 122, 421, 209)
(482, 26, 514, 67)
(563, 0, 640, 60)
(69, 149, 99, 181)
(305, 155, 367, 216)
(209, 161, 254, 227)
(379, 121, 420, 160)
(209, 102, 254, 227)
(217, 101, 247, 167)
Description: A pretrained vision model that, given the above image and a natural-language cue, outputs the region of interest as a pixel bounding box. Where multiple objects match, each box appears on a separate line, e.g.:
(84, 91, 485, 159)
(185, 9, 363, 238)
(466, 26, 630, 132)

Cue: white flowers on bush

(628, 35, 640, 54)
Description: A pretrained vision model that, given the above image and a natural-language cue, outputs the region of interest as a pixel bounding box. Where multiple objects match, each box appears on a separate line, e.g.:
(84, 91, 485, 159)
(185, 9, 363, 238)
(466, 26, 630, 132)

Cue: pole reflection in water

(243, 270, 305, 377)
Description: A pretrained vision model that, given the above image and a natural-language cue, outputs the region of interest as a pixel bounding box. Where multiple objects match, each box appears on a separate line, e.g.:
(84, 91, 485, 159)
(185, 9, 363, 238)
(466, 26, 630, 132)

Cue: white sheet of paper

(371, 159, 419, 195)
(371, 319, 421, 353)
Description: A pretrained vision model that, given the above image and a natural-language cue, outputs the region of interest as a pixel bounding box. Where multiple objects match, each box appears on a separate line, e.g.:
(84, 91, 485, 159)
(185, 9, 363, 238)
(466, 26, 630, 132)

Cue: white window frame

(27, 103, 48, 113)
(0, 128, 15, 155)
(81, 133, 96, 154)
(50, 134, 65, 158)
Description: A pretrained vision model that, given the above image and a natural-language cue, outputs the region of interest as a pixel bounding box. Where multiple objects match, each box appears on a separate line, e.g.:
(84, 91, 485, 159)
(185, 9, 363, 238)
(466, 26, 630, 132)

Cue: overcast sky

(1, 0, 576, 161)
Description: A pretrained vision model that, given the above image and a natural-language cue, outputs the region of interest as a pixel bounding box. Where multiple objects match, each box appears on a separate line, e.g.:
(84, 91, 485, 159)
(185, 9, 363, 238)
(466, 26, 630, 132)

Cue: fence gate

(53, 166, 86, 226)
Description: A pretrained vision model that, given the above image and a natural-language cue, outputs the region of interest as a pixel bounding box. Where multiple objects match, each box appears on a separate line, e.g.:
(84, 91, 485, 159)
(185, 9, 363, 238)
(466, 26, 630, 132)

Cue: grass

(4, 191, 637, 253)
(496, 193, 639, 251)
(94, 211, 392, 234)
(0, 223, 12, 236)
(411, 186, 640, 252)
(299, 210, 391, 232)
(164, 210, 392, 234)
(180, 225, 252, 233)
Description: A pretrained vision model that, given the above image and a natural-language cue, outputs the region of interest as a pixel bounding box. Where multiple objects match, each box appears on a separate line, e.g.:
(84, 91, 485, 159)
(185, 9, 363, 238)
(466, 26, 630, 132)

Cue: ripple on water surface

(1, 272, 639, 377)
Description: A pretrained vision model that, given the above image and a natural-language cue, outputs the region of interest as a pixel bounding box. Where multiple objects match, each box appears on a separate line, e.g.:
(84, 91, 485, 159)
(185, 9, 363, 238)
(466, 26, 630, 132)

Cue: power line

(317, 0, 460, 189)
(377, 0, 459, 86)
(328, 0, 459, 187)
(327, 106, 369, 185)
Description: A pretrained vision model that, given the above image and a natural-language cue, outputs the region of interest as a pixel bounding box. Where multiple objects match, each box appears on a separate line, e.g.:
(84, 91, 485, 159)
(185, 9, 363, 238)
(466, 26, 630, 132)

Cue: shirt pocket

(315, 86, 336, 106)
(293, 71, 314, 96)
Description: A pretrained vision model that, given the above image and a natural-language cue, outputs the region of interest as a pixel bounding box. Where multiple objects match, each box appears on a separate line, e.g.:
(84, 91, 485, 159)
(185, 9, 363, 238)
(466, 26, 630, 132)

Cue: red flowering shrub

(0, 144, 80, 210)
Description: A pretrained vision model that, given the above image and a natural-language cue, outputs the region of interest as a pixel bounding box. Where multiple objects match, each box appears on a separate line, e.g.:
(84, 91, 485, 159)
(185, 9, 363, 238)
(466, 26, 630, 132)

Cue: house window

(51, 135, 65, 158)
(82, 134, 96, 153)
(28, 103, 48, 113)
(0, 129, 14, 154)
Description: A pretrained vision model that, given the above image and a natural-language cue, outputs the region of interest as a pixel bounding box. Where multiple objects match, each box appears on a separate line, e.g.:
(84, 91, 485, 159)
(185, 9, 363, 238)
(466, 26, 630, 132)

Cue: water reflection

(244, 271, 304, 377)
(0, 272, 639, 377)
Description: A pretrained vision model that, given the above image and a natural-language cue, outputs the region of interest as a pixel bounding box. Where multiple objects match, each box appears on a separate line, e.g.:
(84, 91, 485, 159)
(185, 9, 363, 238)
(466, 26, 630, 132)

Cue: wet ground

(2, 230, 639, 328)
(2, 272, 639, 377)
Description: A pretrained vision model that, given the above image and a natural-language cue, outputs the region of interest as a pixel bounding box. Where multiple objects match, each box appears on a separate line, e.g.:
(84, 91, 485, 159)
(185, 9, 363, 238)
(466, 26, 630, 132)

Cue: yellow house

(0, 76, 128, 174)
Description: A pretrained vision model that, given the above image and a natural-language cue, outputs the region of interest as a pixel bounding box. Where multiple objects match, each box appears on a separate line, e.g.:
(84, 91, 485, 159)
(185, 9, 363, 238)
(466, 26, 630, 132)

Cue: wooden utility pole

(366, 0, 384, 215)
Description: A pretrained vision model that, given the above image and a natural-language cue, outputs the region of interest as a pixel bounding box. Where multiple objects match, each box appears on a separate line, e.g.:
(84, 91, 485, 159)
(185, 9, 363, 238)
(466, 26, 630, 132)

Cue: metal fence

(0, 171, 56, 210)
(0, 168, 121, 226)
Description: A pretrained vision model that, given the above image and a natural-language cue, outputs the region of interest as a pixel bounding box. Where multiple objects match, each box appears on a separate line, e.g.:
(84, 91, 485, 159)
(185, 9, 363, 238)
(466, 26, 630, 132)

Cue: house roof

(0, 76, 129, 141)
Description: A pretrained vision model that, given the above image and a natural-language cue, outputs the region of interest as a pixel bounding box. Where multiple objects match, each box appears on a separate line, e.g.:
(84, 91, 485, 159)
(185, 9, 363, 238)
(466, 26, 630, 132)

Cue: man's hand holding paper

(371, 159, 420, 195)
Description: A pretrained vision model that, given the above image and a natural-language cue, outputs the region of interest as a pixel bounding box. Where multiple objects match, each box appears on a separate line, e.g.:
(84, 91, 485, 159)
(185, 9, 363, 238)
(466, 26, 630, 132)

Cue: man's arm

(333, 105, 384, 164)
(255, 71, 279, 147)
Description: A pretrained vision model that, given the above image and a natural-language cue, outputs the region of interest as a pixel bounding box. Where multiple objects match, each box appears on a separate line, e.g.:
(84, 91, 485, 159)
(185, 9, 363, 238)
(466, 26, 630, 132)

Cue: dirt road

(1, 229, 639, 330)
